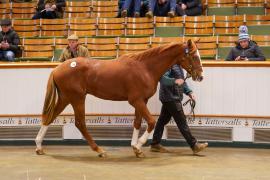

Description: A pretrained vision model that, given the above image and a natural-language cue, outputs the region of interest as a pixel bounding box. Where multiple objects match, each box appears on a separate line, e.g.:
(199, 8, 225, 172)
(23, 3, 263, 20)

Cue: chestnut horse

(35, 40, 203, 158)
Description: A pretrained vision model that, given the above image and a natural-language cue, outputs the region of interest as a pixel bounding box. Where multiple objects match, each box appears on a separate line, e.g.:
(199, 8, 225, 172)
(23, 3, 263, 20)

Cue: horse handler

(150, 64, 208, 154)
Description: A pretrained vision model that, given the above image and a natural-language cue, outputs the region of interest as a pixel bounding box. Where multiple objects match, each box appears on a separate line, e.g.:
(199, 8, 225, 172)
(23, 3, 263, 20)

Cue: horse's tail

(42, 71, 58, 124)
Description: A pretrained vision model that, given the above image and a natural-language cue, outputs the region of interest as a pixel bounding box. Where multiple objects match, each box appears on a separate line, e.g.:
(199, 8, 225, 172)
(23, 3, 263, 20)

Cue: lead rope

(183, 72, 196, 121)
(184, 72, 191, 81)
(183, 98, 196, 121)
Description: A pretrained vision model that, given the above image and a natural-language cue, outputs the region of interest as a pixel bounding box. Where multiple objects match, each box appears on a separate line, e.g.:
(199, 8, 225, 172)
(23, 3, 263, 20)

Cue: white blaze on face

(195, 49, 203, 81)
(195, 49, 201, 60)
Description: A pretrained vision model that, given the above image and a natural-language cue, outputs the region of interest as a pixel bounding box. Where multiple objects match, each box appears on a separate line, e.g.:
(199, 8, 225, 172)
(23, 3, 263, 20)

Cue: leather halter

(184, 46, 202, 81)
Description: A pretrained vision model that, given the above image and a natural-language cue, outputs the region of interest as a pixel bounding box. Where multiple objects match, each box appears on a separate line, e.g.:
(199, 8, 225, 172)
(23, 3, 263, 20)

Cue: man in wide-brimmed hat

(0, 19, 20, 62)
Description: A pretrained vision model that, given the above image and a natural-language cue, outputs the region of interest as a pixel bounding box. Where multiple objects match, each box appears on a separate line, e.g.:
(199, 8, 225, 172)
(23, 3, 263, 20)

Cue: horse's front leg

(72, 99, 107, 158)
(130, 99, 155, 158)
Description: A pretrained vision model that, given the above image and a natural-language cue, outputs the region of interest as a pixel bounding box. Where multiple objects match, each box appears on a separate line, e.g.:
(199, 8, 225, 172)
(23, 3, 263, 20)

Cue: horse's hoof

(132, 146, 145, 158)
(98, 152, 107, 158)
(36, 148, 45, 155)
(136, 151, 145, 158)
(96, 147, 107, 158)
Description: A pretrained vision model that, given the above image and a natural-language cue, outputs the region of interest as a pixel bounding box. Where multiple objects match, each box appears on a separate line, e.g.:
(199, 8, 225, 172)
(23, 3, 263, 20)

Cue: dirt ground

(0, 146, 269, 180)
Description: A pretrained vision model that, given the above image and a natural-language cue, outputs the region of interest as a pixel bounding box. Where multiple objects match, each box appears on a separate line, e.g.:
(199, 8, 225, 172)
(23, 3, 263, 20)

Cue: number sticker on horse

(70, 61, 77, 68)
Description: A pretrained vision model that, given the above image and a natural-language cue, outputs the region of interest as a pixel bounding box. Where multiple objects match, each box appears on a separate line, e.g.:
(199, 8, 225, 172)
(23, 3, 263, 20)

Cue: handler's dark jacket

(226, 41, 265, 61)
(159, 65, 192, 103)
(0, 29, 20, 55)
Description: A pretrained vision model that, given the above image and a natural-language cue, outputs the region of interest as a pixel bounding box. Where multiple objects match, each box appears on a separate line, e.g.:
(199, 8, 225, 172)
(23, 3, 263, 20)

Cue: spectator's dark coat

(226, 41, 266, 61)
(0, 29, 20, 55)
(36, 0, 66, 18)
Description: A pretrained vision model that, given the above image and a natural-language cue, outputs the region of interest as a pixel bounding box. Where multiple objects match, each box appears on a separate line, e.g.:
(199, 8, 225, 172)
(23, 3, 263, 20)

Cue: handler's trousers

(151, 101, 197, 148)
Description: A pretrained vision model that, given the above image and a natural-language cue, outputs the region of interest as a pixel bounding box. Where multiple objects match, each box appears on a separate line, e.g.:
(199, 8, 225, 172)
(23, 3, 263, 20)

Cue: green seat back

(53, 49, 63, 61)
(155, 27, 184, 37)
(217, 47, 232, 60)
(260, 46, 270, 59)
(247, 25, 270, 35)
(237, 7, 265, 15)
(208, 7, 235, 16)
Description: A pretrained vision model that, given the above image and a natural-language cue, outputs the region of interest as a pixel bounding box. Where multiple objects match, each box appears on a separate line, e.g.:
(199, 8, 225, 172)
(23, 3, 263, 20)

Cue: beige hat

(67, 34, 79, 40)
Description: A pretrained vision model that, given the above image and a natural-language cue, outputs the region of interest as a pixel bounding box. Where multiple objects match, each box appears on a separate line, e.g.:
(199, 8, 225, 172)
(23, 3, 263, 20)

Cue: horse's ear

(187, 39, 194, 49)
(195, 38, 200, 44)
(187, 39, 192, 48)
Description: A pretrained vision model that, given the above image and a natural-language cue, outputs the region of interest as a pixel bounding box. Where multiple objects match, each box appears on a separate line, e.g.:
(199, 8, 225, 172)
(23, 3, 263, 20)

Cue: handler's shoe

(150, 144, 170, 153)
(192, 142, 208, 154)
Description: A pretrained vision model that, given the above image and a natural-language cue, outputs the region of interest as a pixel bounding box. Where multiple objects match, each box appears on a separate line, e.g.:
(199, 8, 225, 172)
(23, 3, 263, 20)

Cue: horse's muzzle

(197, 75, 203, 82)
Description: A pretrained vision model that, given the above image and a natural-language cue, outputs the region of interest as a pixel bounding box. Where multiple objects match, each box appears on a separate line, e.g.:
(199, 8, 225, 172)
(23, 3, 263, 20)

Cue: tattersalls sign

(0, 115, 270, 128)
(0, 118, 15, 125)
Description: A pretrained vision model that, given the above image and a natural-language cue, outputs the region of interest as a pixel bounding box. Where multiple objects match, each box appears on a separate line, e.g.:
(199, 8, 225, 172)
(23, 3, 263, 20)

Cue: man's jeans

(122, 0, 141, 14)
(0, 51, 15, 62)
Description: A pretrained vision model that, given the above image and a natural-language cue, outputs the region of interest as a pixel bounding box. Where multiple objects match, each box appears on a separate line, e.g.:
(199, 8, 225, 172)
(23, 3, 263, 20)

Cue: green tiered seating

(1, 0, 269, 62)
(206, 0, 236, 16)
(154, 17, 184, 37)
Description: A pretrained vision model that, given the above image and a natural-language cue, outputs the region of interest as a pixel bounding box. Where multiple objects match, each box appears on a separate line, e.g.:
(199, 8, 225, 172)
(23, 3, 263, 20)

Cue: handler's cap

(67, 34, 79, 40)
(1, 19, 11, 26)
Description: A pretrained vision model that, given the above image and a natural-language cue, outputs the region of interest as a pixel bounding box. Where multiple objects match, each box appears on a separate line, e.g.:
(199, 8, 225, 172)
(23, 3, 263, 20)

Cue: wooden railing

(1, 61, 270, 69)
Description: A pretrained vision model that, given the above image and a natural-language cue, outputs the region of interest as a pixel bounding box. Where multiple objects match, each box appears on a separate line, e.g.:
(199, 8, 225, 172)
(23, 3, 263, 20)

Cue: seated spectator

(176, 0, 202, 16)
(0, 19, 20, 62)
(59, 34, 89, 62)
(226, 26, 265, 61)
(146, 0, 176, 18)
(32, 0, 66, 19)
(118, 0, 148, 17)
(121, 0, 141, 17)
(146, 0, 177, 18)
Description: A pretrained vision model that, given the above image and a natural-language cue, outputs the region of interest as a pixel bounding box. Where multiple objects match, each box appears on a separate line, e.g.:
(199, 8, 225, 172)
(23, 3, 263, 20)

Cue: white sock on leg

(131, 128, 139, 147)
(35, 125, 48, 150)
(135, 130, 150, 149)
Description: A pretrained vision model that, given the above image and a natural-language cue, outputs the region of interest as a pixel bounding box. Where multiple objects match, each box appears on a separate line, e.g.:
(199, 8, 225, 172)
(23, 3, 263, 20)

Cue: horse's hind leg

(71, 99, 106, 158)
(35, 98, 68, 155)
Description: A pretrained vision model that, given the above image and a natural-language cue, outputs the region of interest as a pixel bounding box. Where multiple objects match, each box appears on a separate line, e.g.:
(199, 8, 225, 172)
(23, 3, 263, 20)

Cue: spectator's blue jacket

(159, 65, 192, 103)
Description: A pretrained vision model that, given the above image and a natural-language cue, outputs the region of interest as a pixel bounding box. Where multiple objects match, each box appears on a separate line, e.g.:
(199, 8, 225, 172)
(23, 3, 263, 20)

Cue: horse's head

(178, 39, 203, 82)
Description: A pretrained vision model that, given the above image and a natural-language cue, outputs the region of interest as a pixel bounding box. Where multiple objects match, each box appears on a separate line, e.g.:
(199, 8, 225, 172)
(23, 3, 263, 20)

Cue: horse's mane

(118, 43, 183, 62)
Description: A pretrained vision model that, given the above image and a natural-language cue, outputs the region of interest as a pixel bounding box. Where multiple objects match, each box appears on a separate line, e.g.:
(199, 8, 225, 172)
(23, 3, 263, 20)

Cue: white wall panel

(0, 67, 269, 116)
(189, 67, 270, 116)
(0, 69, 50, 114)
